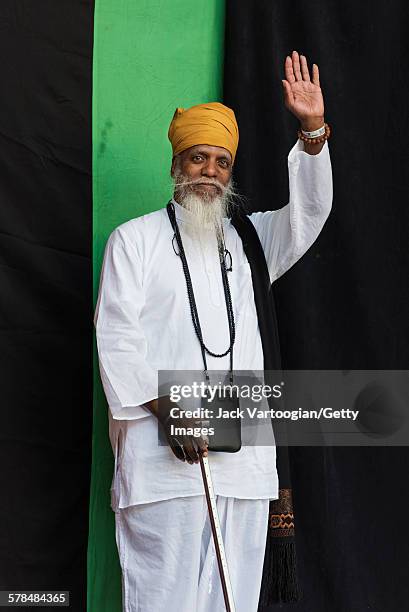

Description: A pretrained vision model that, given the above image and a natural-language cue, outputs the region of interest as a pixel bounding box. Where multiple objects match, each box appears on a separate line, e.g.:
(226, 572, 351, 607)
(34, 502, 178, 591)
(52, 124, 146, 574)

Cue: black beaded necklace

(166, 200, 235, 383)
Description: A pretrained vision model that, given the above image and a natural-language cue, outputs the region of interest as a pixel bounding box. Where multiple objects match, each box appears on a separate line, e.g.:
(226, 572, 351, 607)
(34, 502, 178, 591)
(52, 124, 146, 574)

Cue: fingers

(285, 51, 317, 83)
(284, 55, 295, 83)
(312, 63, 320, 87)
(292, 50, 302, 81)
(300, 54, 311, 81)
(169, 437, 186, 462)
(195, 436, 209, 458)
(170, 435, 208, 464)
(183, 438, 200, 463)
(281, 79, 294, 108)
(184, 436, 209, 463)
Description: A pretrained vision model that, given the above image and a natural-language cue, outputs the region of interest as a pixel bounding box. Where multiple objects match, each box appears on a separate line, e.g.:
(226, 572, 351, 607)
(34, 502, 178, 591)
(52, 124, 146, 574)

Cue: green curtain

(88, 2, 225, 609)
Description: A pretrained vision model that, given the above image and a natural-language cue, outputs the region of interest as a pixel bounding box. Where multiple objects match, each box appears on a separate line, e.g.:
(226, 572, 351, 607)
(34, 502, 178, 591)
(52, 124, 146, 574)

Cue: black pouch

(202, 375, 242, 453)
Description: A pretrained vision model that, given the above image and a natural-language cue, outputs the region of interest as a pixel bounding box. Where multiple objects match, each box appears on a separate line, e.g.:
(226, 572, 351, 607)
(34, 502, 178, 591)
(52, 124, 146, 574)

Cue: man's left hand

(282, 50, 325, 131)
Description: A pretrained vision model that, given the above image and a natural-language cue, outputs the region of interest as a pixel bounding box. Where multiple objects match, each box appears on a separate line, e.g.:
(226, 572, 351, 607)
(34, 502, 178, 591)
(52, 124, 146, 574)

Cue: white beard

(172, 170, 232, 243)
(178, 191, 227, 242)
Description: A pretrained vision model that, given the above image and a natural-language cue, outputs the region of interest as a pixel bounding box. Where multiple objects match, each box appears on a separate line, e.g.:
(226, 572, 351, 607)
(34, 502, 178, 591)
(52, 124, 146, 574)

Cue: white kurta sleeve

(94, 226, 157, 420)
(248, 138, 333, 283)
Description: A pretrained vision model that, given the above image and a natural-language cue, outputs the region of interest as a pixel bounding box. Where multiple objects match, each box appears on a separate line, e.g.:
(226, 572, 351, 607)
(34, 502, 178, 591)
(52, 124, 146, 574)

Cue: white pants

(115, 494, 270, 612)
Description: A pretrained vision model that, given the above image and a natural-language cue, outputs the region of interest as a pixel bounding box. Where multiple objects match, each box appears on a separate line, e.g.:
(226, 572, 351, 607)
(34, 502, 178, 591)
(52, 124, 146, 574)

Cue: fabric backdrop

(0, 2, 94, 611)
(223, 1, 409, 610)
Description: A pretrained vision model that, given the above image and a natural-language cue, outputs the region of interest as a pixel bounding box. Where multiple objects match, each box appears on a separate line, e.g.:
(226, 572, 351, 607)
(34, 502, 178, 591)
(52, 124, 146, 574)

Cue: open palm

(282, 50, 324, 125)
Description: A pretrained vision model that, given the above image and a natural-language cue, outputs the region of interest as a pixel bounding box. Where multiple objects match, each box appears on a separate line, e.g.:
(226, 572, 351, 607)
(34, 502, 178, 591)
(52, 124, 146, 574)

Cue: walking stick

(199, 453, 236, 612)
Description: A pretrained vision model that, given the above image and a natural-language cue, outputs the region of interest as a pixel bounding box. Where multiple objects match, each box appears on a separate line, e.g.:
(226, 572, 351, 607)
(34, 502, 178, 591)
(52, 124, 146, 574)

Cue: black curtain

(0, 2, 94, 610)
(224, 1, 409, 610)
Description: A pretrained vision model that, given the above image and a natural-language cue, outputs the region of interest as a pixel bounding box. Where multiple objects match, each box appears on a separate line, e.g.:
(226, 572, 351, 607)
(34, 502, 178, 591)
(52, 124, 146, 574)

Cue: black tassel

(257, 538, 300, 610)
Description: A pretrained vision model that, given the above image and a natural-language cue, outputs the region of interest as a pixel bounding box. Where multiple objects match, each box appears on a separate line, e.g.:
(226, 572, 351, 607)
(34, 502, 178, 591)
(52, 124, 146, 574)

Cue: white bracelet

(301, 124, 326, 138)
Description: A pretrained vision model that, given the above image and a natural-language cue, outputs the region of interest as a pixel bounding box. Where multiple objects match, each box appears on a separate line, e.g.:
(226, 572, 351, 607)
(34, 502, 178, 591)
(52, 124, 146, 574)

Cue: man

(94, 51, 333, 611)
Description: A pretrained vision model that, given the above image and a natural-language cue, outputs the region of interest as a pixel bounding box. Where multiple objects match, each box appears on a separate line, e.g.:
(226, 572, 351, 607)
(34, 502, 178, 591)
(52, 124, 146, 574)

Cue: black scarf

(230, 208, 300, 608)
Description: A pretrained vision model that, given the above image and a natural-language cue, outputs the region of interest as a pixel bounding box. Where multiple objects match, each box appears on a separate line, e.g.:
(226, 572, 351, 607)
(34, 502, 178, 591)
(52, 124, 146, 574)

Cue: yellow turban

(168, 102, 239, 163)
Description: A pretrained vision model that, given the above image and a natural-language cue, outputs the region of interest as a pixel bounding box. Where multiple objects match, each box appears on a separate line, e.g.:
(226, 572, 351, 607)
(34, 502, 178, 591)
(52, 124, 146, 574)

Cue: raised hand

(282, 50, 325, 131)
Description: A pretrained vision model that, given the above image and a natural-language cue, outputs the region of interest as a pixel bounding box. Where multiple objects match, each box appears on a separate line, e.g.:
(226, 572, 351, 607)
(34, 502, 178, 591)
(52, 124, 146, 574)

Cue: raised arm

(249, 51, 333, 283)
(249, 140, 332, 283)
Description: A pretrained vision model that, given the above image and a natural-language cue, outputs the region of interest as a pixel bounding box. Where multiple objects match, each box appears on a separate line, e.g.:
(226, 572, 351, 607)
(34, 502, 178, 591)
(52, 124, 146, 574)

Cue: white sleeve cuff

(111, 403, 154, 420)
(289, 137, 329, 160)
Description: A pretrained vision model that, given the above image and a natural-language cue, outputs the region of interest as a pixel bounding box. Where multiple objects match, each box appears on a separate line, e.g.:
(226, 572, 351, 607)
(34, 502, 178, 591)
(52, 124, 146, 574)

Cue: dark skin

(145, 395, 209, 464)
(172, 144, 233, 199)
(145, 51, 326, 463)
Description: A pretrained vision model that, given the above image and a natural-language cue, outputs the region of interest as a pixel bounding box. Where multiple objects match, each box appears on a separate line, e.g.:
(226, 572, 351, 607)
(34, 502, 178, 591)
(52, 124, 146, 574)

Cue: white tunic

(94, 138, 333, 510)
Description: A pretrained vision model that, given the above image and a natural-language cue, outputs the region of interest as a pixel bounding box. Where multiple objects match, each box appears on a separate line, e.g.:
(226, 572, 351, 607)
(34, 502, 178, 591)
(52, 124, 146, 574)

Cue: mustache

(171, 165, 248, 217)
(173, 174, 227, 193)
